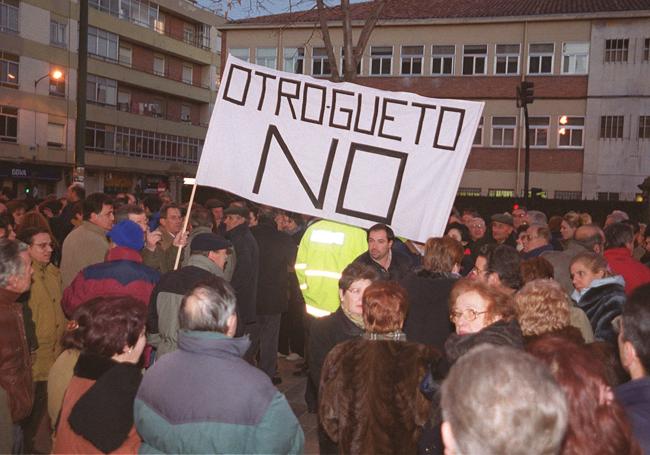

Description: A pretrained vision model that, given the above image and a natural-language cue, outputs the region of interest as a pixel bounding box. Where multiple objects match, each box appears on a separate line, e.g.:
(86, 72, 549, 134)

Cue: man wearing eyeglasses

(521, 224, 554, 260)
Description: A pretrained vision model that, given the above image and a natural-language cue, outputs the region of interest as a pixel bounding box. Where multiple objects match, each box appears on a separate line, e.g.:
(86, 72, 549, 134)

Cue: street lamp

(34, 69, 63, 88)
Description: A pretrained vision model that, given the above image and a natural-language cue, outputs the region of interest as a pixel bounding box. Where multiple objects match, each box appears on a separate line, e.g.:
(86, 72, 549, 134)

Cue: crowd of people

(1, 184, 650, 454)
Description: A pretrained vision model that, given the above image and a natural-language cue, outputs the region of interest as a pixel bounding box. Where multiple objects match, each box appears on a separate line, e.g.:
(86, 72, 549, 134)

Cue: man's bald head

(575, 224, 605, 254)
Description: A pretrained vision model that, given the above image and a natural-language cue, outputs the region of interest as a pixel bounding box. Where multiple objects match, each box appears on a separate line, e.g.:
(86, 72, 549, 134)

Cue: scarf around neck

(342, 305, 365, 330)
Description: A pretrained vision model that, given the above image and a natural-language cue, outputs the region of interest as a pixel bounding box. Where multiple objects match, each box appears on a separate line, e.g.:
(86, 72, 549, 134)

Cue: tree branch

(353, 0, 387, 65)
(341, 0, 356, 81)
(315, 0, 341, 82)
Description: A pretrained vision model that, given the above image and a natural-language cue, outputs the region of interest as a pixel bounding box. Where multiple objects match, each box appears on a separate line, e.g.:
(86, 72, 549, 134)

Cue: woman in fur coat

(319, 281, 440, 455)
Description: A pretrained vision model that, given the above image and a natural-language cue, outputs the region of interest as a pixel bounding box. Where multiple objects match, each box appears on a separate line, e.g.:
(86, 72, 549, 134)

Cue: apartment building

(0, 0, 224, 198)
(221, 0, 650, 200)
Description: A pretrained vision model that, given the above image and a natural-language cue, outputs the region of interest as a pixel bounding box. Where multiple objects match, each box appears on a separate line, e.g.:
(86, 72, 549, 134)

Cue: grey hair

(179, 279, 236, 334)
(0, 239, 28, 287)
(527, 210, 548, 225)
(441, 345, 568, 455)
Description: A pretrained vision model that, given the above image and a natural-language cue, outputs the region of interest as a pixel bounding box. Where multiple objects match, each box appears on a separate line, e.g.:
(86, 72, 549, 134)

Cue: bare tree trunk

(353, 0, 387, 67)
(341, 0, 355, 81)
(315, 0, 341, 82)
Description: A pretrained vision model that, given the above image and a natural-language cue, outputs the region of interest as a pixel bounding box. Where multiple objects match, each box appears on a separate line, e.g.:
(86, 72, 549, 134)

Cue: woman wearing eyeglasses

(16, 226, 66, 452)
(444, 279, 523, 363)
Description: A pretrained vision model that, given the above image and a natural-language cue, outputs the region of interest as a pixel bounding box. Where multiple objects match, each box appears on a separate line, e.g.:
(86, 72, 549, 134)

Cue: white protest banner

(196, 55, 484, 242)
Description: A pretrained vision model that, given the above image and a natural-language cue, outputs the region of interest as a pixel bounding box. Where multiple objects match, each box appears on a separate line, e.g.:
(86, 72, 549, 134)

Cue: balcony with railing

(89, 0, 211, 50)
(0, 1, 19, 34)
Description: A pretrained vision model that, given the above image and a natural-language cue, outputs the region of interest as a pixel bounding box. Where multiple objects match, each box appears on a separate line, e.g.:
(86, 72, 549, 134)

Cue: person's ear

(487, 272, 500, 286)
(226, 314, 237, 337)
(339, 289, 345, 302)
(622, 340, 637, 369)
(441, 421, 458, 455)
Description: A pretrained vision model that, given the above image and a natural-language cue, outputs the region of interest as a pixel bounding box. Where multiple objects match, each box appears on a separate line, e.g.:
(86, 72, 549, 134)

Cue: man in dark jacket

(251, 214, 296, 383)
(615, 283, 650, 454)
(353, 223, 411, 281)
(224, 206, 259, 361)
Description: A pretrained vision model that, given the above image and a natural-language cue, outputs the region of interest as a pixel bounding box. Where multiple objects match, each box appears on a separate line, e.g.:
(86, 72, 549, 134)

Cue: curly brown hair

(515, 279, 570, 337)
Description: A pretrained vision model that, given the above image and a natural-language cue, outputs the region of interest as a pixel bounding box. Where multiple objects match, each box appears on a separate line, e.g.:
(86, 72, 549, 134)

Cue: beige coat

(60, 221, 109, 288)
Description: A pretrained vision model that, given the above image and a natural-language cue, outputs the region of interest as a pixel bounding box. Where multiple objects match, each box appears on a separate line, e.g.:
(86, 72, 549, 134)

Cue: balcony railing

(0, 3, 19, 34)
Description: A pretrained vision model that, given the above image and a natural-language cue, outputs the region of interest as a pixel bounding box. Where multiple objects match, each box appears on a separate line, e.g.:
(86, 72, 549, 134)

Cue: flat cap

(191, 233, 232, 251)
(491, 212, 514, 226)
(223, 206, 249, 218)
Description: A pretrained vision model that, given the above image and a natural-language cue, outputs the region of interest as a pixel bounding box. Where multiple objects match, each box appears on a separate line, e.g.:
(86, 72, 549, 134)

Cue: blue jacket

(616, 377, 650, 454)
(134, 331, 304, 454)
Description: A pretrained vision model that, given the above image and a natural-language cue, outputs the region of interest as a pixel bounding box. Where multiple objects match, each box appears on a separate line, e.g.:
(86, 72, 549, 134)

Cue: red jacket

(62, 247, 160, 317)
(604, 247, 650, 295)
(0, 288, 34, 422)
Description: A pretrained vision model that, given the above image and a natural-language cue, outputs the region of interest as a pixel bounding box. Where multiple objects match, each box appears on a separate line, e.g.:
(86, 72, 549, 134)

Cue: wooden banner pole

(173, 181, 198, 271)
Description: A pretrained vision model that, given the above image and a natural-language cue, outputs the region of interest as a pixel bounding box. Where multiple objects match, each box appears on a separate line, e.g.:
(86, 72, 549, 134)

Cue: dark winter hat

(191, 233, 232, 252)
(223, 206, 249, 218)
(491, 212, 514, 226)
(107, 220, 144, 251)
(205, 198, 225, 210)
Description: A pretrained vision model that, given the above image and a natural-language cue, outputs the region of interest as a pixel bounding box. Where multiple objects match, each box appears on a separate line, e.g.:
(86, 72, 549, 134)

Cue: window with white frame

(600, 115, 624, 139)
(0, 105, 17, 142)
(181, 104, 191, 122)
(85, 121, 115, 151)
(640, 116, 650, 139)
(645, 38, 649, 61)
(154, 11, 165, 34)
(340, 48, 361, 75)
(0, 51, 18, 88)
(47, 122, 64, 147)
(488, 188, 515, 198)
(117, 90, 131, 112)
(153, 54, 165, 76)
(229, 48, 249, 62)
(183, 24, 195, 46)
(528, 43, 553, 74)
(554, 190, 582, 200)
(256, 48, 277, 69)
(119, 44, 132, 67)
(473, 117, 483, 145)
(431, 45, 454, 75)
(491, 116, 516, 147)
(88, 26, 118, 61)
(0, 0, 19, 34)
(283, 47, 304, 73)
(50, 19, 66, 47)
(312, 47, 330, 76)
(87, 74, 117, 105)
(604, 38, 629, 63)
(495, 44, 520, 75)
(529, 116, 550, 147)
(562, 42, 589, 74)
(458, 187, 481, 197)
(401, 45, 423, 75)
(462, 45, 487, 75)
(182, 64, 193, 84)
(558, 116, 584, 148)
(370, 46, 392, 75)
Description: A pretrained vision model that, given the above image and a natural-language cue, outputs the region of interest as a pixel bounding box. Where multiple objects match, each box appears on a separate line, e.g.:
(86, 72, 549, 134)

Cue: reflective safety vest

(295, 220, 368, 317)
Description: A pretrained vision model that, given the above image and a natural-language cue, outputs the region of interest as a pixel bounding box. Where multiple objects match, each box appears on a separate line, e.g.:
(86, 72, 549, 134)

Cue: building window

(491, 116, 516, 147)
(119, 45, 132, 67)
(604, 38, 629, 63)
(495, 44, 520, 75)
(640, 116, 650, 139)
(86, 121, 115, 151)
(153, 54, 165, 77)
(0, 51, 18, 88)
(400, 45, 423, 75)
(182, 64, 193, 84)
(529, 116, 550, 147)
(199, 23, 210, 50)
(117, 90, 131, 112)
(87, 74, 117, 105)
(50, 19, 66, 47)
(229, 48, 249, 62)
(644, 38, 649, 61)
(0, 0, 19, 34)
(181, 104, 191, 123)
(183, 24, 195, 46)
(473, 117, 483, 145)
(256, 48, 277, 69)
(154, 11, 165, 34)
(554, 190, 582, 200)
(432, 45, 455, 75)
(528, 43, 553, 74)
(0, 105, 17, 142)
(600, 115, 624, 139)
(312, 47, 330, 76)
(488, 189, 515, 198)
(283, 47, 304, 73)
(47, 122, 64, 147)
(562, 42, 589, 74)
(458, 187, 481, 197)
(88, 26, 118, 61)
(462, 45, 487, 75)
(340, 47, 361, 75)
(370, 46, 392, 75)
(598, 192, 619, 202)
(558, 116, 584, 148)
(49, 71, 65, 97)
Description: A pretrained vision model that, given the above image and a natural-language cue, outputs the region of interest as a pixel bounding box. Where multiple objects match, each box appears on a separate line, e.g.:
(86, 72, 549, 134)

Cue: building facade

(0, 0, 224, 198)
(221, 1, 650, 201)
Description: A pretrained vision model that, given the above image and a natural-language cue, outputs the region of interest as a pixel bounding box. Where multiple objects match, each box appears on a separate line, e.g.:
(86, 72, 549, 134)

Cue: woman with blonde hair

(560, 211, 582, 241)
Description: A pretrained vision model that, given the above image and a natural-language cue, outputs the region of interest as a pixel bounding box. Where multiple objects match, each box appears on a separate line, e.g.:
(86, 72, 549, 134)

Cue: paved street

(276, 357, 319, 454)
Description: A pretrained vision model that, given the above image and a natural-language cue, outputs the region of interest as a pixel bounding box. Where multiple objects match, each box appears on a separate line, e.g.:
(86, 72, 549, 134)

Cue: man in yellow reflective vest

(295, 219, 368, 317)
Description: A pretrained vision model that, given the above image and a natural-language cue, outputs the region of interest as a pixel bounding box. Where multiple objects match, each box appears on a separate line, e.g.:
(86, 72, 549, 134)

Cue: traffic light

(516, 81, 535, 107)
